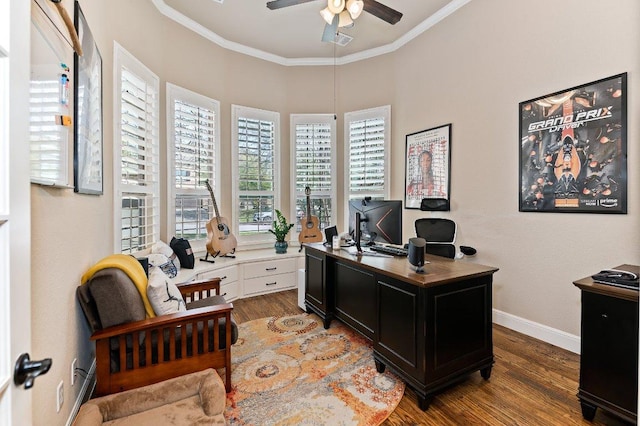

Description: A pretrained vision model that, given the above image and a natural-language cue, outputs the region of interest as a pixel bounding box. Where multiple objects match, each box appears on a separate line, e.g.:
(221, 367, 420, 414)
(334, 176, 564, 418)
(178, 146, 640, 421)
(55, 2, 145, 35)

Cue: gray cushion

(88, 268, 146, 329)
(187, 295, 239, 346)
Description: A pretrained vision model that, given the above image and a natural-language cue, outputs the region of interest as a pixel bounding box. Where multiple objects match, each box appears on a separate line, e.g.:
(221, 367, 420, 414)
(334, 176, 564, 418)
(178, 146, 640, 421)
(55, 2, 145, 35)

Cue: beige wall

(30, 0, 639, 423)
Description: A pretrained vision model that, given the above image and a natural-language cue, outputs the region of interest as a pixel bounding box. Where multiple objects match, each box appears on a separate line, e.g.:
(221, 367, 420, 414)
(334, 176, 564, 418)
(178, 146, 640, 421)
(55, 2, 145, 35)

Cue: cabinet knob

(601, 313, 608, 319)
(266, 267, 277, 271)
(220, 275, 228, 280)
(266, 281, 277, 286)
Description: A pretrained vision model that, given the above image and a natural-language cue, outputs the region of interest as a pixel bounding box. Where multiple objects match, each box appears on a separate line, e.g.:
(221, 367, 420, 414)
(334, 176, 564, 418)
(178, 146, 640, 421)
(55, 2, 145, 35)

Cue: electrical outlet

(71, 358, 77, 386)
(56, 380, 64, 413)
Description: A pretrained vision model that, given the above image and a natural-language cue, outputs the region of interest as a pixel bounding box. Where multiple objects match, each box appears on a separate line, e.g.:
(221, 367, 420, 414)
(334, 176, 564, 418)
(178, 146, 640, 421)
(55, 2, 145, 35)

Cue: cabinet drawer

(221, 281, 240, 301)
(244, 272, 296, 295)
(198, 265, 238, 285)
(243, 258, 297, 279)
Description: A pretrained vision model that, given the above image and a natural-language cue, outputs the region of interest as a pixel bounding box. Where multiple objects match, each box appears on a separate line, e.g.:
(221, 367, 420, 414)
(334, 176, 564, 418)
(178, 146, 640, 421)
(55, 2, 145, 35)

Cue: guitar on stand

(202, 180, 237, 262)
(298, 186, 323, 252)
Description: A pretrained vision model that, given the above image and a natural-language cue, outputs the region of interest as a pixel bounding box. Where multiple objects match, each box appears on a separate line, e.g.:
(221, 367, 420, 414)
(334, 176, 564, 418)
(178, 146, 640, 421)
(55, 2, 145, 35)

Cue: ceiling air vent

(331, 32, 353, 46)
(210, 0, 224, 4)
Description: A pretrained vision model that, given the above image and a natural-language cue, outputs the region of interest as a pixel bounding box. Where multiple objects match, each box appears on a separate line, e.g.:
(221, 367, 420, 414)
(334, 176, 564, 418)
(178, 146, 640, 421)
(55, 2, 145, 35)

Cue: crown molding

(151, 0, 472, 66)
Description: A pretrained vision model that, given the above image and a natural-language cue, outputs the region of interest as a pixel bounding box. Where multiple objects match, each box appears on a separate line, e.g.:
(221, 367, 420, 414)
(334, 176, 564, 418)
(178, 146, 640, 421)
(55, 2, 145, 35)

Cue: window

(291, 114, 336, 233)
(114, 43, 160, 254)
(232, 105, 280, 246)
(344, 105, 391, 201)
(167, 84, 219, 248)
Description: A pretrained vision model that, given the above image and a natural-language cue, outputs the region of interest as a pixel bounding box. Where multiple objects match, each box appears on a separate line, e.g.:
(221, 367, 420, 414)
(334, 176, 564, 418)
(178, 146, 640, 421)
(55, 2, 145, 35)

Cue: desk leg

(480, 366, 492, 380)
(579, 400, 597, 421)
(418, 395, 433, 411)
(374, 359, 385, 373)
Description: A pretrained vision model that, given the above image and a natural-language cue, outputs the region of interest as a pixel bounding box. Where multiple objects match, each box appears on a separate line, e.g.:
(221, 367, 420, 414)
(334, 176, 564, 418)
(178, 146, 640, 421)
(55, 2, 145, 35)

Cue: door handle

(14, 353, 52, 389)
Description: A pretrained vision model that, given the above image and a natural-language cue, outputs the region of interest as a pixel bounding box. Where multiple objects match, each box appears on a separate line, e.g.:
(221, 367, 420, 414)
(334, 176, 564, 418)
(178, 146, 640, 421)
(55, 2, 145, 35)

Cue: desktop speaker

(407, 237, 427, 273)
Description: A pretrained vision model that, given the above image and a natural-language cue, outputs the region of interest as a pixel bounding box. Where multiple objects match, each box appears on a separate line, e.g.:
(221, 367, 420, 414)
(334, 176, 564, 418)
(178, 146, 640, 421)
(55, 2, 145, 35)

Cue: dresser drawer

(243, 258, 297, 279)
(198, 265, 238, 285)
(244, 272, 297, 296)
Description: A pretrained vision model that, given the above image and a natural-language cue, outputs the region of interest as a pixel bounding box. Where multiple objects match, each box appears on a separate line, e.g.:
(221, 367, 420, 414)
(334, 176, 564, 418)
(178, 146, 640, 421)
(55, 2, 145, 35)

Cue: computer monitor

(348, 199, 403, 248)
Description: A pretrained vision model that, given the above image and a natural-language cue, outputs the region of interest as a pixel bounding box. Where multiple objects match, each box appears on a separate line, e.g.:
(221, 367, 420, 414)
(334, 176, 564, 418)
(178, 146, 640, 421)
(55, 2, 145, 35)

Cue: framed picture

(405, 124, 451, 209)
(519, 73, 627, 213)
(73, 1, 103, 195)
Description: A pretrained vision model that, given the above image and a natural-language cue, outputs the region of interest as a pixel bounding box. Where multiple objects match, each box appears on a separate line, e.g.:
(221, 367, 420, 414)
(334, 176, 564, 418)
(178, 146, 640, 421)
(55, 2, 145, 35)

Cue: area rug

(224, 313, 405, 425)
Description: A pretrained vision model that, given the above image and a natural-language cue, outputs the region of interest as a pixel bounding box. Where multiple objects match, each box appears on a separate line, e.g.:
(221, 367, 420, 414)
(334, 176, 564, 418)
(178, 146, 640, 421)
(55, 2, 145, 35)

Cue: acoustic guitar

(298, 186, 323, 246)
(204, 180, 237, 257)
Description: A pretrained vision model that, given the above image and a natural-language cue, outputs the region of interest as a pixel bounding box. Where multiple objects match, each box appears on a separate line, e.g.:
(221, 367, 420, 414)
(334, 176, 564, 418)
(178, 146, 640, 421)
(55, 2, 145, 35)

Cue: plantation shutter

(348, 116, 386, 197)
(232, 105, 280, 244)
(117, 53, 160, 253)
(292, 115, 336, 230)
(168, 84, 219, 242)
(174, 99, 215, 189)
(295, 122, 332, 193)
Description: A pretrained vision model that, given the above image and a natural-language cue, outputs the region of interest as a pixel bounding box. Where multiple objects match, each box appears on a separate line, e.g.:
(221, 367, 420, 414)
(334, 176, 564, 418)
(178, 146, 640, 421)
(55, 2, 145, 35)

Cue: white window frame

(343, 105, 391, 229)
(166, 83, 220, 253)
(290, 113, 337, 231)
(113, 42, 160, 254)
(231, 104, 280, 248)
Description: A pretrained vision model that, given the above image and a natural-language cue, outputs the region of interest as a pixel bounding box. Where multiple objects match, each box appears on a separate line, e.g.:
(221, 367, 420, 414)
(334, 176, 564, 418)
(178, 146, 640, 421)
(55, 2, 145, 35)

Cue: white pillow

(147, 267, 186, 316)
(147, 253, 178, 278)
(151, 240, 181, 271)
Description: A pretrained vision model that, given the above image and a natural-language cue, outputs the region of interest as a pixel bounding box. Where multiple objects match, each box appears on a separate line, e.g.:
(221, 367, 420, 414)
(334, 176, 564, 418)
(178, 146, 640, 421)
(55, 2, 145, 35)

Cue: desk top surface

(573, 264, 639, 302)
(305, 243, 499, 288)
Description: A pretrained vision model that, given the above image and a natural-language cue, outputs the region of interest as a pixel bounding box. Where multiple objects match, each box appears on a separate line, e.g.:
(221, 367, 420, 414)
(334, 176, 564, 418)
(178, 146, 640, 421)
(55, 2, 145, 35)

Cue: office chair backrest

(415, 218, 457, 259)
(415, 218, 456, 242)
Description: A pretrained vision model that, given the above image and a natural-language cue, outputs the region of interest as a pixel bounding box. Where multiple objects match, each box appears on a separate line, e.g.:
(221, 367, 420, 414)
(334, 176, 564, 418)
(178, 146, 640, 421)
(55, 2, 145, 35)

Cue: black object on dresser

(574, 264, 639, 424)
(304, 243, 499, 410)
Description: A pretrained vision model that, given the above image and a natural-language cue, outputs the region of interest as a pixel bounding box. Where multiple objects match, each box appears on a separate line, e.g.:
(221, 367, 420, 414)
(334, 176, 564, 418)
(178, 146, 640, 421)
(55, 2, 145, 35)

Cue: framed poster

(405, 124, 451, 209)
(519, 73, 627, 213)
(73, 1, 103, 195)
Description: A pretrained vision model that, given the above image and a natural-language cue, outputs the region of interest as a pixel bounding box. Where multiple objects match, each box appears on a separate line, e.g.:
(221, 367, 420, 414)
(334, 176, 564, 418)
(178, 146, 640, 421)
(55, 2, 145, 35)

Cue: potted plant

(269, 209, 295, 254)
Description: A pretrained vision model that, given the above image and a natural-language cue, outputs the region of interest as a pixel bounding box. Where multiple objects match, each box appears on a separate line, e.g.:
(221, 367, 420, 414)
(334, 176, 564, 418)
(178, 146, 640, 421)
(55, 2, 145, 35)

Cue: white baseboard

(66, 358, 96, 426)
(493, 309, 580, 354)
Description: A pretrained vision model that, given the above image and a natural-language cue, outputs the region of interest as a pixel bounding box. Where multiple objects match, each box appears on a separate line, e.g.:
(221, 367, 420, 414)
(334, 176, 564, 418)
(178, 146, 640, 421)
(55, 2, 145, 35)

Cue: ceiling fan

(266, 0, 403, 39)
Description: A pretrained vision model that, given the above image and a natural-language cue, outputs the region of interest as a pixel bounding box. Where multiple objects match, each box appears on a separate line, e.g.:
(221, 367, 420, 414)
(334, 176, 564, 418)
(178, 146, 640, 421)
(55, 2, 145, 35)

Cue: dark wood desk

(573, 264, 639, 424)
(304, 243, 499, 410)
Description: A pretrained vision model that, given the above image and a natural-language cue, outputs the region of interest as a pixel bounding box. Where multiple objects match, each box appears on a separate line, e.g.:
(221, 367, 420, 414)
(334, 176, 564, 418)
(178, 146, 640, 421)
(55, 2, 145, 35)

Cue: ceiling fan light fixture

(327, 0, 345, 15)
(338, 10, 353, 27)
(346, 0, 363, 19)
(320, 7, 335, 25)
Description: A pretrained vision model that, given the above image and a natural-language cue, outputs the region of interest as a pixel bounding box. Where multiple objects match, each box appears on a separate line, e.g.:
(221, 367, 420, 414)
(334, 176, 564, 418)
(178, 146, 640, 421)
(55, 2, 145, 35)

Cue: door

(1, 0, 33, 423)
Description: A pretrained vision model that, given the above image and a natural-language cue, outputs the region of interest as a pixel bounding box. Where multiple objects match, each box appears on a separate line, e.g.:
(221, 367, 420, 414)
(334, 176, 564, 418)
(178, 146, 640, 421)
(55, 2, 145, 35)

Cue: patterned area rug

(224, 313, 405, 425)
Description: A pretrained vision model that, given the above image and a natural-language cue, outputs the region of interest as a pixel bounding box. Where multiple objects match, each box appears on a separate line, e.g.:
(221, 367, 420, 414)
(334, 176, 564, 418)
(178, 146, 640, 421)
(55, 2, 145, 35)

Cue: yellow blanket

(81, 254, 155, 318)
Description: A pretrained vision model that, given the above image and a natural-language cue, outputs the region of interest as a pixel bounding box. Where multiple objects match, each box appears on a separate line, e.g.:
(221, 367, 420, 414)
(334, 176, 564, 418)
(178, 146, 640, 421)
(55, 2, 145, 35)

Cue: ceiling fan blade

(266, 0, 317, 10)
(362, 0, 402, 25)
(321, 14, 339, 43)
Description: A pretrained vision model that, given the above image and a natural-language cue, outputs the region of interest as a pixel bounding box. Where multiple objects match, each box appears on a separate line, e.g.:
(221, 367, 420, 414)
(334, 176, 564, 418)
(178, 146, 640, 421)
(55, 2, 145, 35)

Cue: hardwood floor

(231, 290, 632, 426)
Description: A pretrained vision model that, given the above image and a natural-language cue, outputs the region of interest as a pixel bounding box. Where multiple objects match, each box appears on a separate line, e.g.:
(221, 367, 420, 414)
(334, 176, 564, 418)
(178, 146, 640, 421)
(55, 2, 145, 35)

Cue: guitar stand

(199, 253, 216, 264)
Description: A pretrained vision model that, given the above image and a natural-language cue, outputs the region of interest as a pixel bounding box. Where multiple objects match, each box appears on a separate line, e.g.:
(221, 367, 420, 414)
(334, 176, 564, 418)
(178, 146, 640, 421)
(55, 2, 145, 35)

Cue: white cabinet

(242, 258, 297, 296)
(175, 249, 301, 301)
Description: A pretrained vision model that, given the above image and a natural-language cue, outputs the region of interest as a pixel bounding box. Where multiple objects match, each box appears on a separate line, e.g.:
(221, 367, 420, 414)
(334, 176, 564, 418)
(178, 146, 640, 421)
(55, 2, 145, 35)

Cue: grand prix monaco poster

(519, 73, 627, 213)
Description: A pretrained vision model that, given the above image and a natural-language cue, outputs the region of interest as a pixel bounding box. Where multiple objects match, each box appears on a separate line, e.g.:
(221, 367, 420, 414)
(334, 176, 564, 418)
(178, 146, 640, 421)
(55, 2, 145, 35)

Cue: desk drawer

(243, 258, 296, 279)
(244, 272, 296, 295)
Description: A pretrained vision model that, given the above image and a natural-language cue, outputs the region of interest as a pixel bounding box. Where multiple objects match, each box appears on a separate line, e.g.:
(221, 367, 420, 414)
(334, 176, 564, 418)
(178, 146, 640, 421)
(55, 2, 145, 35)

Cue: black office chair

(414, 218, 478, 259)
(414, 218, 457, 258)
